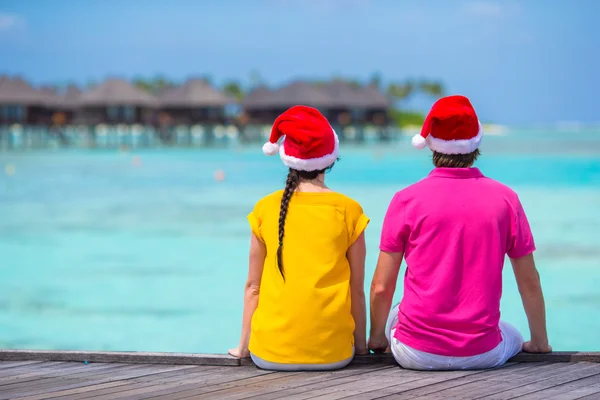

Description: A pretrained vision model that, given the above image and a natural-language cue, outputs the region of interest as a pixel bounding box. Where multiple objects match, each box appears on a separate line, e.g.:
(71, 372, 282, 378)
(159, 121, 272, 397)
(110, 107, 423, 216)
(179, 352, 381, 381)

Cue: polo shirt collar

(429, 167, 484, 179)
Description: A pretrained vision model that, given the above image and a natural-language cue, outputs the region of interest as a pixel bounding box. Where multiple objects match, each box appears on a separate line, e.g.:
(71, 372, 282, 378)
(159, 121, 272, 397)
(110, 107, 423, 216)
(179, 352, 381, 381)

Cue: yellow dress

(247, 190, 369, 364)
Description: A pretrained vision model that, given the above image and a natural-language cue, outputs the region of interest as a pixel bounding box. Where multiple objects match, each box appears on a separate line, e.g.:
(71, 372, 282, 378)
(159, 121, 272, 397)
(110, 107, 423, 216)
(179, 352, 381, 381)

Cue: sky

(0, 0, 599, 126)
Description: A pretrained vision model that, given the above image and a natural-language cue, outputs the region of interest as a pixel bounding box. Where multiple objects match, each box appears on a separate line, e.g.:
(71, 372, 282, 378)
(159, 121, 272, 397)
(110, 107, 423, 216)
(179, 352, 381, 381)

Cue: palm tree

(418, 80, 445, 98)
(386, 80, 416, 102)
(368, 72, 382, 90)
(223, 81, 244, 101)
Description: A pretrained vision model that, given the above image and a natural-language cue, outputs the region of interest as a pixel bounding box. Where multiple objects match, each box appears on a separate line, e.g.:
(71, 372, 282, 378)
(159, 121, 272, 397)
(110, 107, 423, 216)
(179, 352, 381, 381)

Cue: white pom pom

(412, 134, 428, 149)
(262, 141, 280, 156)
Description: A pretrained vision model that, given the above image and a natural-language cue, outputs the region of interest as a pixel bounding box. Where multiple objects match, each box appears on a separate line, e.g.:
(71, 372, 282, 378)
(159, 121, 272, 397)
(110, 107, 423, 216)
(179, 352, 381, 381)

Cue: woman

(228, 105, 369, 371)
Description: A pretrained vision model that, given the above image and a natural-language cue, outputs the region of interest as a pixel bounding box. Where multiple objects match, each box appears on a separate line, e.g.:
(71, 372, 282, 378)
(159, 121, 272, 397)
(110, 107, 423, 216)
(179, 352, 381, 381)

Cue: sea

(0, 128, 599, 354)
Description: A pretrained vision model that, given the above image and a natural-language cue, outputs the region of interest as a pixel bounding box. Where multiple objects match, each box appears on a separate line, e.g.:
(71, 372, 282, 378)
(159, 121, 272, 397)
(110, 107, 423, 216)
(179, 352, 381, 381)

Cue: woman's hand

(355, 343, 369, 356)
(368, 334, 390, 354)
(228, 347, 251, 359)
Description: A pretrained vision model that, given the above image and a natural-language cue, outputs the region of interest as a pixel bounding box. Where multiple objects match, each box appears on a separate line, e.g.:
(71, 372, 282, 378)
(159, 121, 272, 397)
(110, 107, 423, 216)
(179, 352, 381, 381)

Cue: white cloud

(462, 1, 520, 18)
(0, 12, 24, 31)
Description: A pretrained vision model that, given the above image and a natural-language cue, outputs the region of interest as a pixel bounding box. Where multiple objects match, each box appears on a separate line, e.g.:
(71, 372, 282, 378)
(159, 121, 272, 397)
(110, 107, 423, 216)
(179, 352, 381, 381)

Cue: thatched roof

(0, 76, 56, 106)
(357, 85, 389, 108)
(241, 85, 273, 108)
(243, 80, 388, 110)
(275, 81, 335, 108)
(62, 85, 82, 109)
(320, 81, 368, 108)
(160, 79, 232, 107)
(78, 78, 158, 107)
(244, 81, 335, 109)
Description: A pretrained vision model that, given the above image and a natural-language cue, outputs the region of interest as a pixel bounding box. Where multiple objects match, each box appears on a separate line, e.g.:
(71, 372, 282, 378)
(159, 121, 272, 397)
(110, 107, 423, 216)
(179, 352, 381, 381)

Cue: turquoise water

(1, 130, 599, 353)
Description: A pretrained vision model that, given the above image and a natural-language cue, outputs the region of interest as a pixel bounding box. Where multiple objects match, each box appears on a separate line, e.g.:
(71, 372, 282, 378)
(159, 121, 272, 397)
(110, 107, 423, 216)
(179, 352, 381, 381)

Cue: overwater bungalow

(241, 80, 389, 128)
(76, 78, 158, 125)
(158, 79, 234, 125)
(0, 76, 57, 125)
(321, 81, 389, 126)
(37, 84, 83, 126)
(60, 85, 83, 124)
(242, 81, 335, 125)
(356, 84, 390, 125)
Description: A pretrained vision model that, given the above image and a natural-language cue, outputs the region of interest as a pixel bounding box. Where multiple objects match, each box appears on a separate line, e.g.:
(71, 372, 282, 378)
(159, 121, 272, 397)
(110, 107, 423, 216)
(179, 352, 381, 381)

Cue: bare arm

(368, 251, 403, 352)
(347, 232, 368, 355)
(228, 233, 266, 358)
(511, 253, 551, 353)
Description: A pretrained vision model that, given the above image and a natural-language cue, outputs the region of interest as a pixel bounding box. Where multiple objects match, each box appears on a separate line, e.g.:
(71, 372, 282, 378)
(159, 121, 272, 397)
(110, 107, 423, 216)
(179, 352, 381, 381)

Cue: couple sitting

(228, 96, 551, 371)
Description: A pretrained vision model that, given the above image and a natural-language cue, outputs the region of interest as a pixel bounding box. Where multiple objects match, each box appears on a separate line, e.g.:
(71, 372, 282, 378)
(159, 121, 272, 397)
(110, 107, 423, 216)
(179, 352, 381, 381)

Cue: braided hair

(276, 169, 300, 279)
(276, 161, 338, 280)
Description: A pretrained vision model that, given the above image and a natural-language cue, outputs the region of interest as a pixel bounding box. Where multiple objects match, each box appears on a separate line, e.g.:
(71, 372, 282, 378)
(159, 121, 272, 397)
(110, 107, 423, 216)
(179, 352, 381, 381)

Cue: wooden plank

(287, 367, 514, 400)
(0, 362, 142, 387)
(424, 361, 600, 399)
(221, 365, 396, 400)
(11, 366, 220, 400)
(0, 364, 193, 399)
(0, 350, 240, 366)
(368, 362, 549, 399)
(3, 358, 600, 400)
(196, 365, 397, 400)
(210, 365, 489, 400)
(2, 350, 600, 368)
(0, 361, 45, 370)
(0, 361, 126, 386)
(56, 366, 274, 400)
(478, 362, 600, 399)
(577, 392, 600, 400)
(39, 366, 230, 400)
(492, 369, 600, 400)
(344, 364, 544, 400)
(81, 367, 280, 400)
(1, 363, 188, 394)
(2, 371, 148, 400)
(510, 352, 600, 363)
(0, 361, 67, 378)
(265, 367, 443, 400)
(139, 369, 296, 400)
(0, 366, 141, 400)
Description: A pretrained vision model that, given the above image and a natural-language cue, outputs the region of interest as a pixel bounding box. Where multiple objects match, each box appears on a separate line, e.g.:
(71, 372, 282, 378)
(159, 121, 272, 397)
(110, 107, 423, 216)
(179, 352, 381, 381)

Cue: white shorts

(386, 304, 524, 371)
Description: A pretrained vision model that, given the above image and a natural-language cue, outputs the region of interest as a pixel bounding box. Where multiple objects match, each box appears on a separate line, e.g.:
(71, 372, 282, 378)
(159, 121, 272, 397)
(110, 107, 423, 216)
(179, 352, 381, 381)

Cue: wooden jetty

(1, 350, 600, 399)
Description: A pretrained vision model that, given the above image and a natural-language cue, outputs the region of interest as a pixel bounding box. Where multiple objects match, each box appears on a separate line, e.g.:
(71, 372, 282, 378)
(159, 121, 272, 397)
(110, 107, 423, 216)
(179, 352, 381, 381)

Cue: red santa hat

(412, 95, 483, 154)
(262, 105, 339, 171)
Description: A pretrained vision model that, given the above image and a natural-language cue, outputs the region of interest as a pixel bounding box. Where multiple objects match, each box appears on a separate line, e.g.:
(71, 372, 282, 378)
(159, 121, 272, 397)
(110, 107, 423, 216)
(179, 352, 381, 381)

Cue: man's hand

(522, 340, 552, 354)
(368, 334, 390, 353)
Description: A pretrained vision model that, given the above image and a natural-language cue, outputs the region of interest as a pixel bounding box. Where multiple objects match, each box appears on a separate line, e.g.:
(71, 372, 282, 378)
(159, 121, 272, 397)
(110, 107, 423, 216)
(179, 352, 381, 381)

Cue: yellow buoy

(5, 164, 15, 176)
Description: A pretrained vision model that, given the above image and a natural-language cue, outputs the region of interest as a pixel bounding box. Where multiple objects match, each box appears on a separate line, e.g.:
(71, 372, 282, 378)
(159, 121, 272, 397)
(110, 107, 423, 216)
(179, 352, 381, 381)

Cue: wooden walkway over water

(1, 351, 600, 399)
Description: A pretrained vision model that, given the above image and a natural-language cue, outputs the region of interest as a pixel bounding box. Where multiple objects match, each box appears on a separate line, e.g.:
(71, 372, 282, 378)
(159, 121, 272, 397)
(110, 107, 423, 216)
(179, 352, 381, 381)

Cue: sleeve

(347, 201, 370, 246)
(379, 193, 409, 253)
(506, 195, 536, 259)
(247, 201, 264, 242)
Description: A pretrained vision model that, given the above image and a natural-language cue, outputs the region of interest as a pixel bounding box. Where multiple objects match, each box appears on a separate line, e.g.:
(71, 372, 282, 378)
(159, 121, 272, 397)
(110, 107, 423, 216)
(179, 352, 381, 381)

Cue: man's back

(380, 167, 535, 356)
(369, 95, 548, 370)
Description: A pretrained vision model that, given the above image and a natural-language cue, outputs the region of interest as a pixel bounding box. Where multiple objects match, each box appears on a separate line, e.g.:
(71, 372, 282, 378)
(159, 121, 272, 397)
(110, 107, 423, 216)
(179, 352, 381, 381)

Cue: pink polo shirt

(380, 168, 535, 357)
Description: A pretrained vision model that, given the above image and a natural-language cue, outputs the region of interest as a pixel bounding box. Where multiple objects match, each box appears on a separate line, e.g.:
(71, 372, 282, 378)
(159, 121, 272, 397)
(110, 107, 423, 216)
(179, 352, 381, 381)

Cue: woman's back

(249, 190, 368, 364)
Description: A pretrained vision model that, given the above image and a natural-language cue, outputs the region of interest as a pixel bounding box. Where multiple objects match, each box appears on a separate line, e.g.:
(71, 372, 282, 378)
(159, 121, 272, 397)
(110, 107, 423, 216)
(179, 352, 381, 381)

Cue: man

(368, 95, 551, 370)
